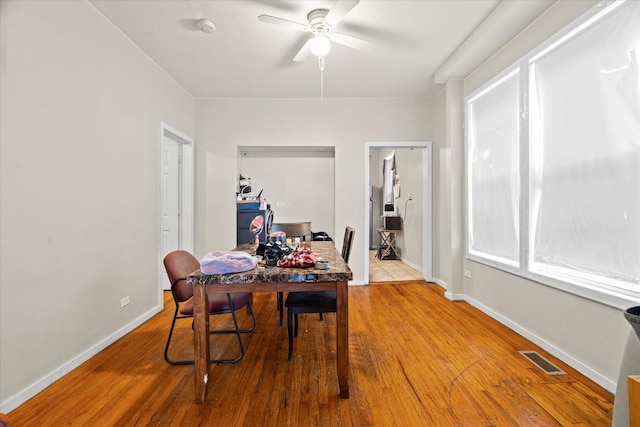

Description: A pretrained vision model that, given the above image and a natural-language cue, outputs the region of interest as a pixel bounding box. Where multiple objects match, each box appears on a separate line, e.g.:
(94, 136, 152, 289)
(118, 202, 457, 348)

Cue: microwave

(381, 215, 402, 230)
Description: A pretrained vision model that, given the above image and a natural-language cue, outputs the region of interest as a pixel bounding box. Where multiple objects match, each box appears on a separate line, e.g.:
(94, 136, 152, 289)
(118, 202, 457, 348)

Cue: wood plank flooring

(8, 283, 613, 426)
(369, 250, 423, 282)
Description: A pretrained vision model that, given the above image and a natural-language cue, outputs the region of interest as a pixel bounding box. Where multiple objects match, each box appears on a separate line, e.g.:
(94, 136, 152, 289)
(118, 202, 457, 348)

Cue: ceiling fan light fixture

(310, 34, 331, 57)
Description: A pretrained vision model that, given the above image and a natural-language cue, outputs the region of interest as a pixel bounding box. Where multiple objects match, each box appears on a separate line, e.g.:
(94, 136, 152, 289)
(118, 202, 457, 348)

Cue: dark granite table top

(188, 241, 352, 285)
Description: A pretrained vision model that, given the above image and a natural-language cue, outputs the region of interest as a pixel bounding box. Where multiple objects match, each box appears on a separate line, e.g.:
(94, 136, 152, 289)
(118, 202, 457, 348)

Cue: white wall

(452, 0, 629, 391)
(394, 148, 423, 268)
(432, 80, 464, 295)
(433, 90, 448, 285)
(0, 0, 194, 410)
(240, 151, 335, 239)
(194, 98, 433, 283)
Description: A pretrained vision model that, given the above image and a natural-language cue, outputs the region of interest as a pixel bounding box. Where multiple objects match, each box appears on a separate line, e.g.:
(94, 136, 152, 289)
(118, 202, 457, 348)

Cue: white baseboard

(429, 278, 448, 291)
(401, 257, 422, 273)
(463, 295, 616, 394)
(0, 304, 163, 414)
(444, 291, 465, 301)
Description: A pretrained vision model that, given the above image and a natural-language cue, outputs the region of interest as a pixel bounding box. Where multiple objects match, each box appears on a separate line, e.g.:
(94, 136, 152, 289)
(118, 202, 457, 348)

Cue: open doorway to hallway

(365, 142, 432, 283)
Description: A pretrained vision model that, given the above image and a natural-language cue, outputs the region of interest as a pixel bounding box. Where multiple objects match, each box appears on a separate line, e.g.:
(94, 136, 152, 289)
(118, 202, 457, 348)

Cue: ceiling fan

(258, 0, 374, 64)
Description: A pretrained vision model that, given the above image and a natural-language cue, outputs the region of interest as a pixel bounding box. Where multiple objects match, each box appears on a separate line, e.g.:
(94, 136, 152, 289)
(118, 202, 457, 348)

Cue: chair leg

(164, 307, 193, 365)
(287, 308, 294, 361)
(277, 292, 284, 326)
(246, 294, 253, 314)
(210, 294, 245, 364)
(164, 296, 253, 365)
(209, 298, 257, 334)
(244, 298, 257, 332)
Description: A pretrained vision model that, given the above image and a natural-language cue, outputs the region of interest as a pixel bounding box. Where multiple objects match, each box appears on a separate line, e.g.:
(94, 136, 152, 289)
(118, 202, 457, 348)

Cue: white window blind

(467, 70, 520, 267)
(529, 0, 640, 293)
(465, 0, 640, 305)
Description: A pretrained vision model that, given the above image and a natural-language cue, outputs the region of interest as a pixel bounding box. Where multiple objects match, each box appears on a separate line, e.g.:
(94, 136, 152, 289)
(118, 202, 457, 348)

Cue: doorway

(364, 142, 432, 283)
(158, 122, 194, 293)
(238, 146, 336, 239)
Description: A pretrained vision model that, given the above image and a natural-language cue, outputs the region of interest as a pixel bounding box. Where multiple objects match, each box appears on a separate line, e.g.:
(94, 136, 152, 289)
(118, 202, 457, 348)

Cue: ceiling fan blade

(329, 33, 373, 52)
(258, 14, 307, 31)
(324, 0, 360, 25)
(293, 39, 312, 62)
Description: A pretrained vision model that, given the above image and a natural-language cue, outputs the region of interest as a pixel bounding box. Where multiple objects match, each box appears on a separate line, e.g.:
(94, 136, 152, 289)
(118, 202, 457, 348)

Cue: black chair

(163, 250, 256, 365)
(271, 221, 313, 326)
(284, 226, 354, 361)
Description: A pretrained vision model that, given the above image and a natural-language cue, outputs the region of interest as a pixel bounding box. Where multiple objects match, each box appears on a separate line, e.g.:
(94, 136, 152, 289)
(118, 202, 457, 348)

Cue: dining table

(187, 241, 353, 404)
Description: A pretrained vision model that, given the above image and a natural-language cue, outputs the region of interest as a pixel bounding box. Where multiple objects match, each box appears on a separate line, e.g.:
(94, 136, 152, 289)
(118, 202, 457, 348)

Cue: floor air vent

(519, 351, 566, 375)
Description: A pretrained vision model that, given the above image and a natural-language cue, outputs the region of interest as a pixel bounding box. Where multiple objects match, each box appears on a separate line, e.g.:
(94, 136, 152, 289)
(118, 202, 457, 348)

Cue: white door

(158, 122, 194, 294)
(160, 139, 181, 289)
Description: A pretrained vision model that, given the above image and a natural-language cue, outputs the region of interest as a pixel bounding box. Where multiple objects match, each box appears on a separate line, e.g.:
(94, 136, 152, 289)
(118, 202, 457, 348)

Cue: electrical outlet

(276, 201, 285, 207)
(408, 193, 414, 201)
(120, 296, 130, 308)
(464, 269, 472, 278)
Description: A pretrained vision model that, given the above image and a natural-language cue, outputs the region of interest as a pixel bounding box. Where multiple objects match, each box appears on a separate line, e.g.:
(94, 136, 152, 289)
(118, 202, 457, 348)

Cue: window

(467, 70, 520, 267)
(466, 0, 640, 306)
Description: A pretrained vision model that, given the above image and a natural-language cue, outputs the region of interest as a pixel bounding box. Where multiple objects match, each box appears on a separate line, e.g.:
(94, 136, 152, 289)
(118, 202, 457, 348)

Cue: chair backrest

(271, 221, 312, 242)
(342, 226, 355, 264)
(163, 250, 200, 303)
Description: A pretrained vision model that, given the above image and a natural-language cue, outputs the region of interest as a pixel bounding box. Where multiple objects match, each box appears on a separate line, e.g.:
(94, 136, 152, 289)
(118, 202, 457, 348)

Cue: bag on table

(200, 250, 257, 274)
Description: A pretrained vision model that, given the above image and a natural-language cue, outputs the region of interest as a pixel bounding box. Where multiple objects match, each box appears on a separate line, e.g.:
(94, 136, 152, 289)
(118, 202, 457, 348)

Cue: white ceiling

(89, 0, 555, 99)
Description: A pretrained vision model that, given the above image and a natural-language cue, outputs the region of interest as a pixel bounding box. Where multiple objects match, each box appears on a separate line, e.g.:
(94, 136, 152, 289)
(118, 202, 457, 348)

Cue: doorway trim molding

(158, 121, 194, 300)
(364, 141, 433, 283)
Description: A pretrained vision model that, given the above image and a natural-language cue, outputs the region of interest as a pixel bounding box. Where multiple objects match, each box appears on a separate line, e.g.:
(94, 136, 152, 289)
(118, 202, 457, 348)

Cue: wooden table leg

(193, 284, 210, 404)
(335, 280, 350, 398)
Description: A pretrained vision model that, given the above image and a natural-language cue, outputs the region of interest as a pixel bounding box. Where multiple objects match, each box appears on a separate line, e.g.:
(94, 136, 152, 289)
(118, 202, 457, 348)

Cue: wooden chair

(284, 226, 355, 361)
(163, 250, 256, 365)
(271, 221, 312, 325)
(271, 221, 313, 242)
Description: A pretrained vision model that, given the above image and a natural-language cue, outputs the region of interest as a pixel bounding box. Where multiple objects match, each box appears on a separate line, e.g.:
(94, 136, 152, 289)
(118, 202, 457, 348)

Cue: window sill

(467, 254, 640, 310)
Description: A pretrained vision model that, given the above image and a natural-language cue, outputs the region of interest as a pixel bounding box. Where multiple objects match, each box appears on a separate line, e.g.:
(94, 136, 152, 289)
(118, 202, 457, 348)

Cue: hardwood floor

(8, 283, 613, 426)
(369, 250, 423, 282)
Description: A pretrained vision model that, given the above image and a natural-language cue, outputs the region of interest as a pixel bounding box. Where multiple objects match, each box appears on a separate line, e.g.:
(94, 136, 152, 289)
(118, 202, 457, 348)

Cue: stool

(376, 228, 401, 260)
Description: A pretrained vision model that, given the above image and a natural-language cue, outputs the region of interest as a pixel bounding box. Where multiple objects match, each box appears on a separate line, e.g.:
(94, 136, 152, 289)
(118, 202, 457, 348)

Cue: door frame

(364, 141, 433, 282)
(158, 122, 194, 297)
